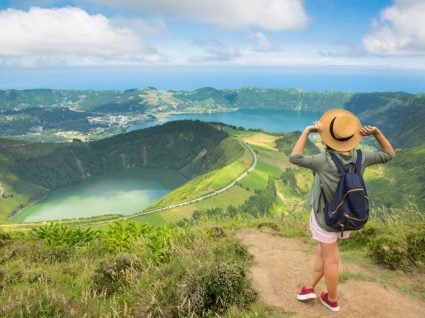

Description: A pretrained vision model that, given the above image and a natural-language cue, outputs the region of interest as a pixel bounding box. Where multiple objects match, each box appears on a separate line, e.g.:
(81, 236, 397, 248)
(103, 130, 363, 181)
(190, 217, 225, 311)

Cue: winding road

(81, 141, 257, 226)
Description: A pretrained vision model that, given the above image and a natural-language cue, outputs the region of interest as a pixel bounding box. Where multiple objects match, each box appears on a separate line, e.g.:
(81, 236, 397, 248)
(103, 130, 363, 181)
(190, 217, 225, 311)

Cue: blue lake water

(127, 109, 321, 133)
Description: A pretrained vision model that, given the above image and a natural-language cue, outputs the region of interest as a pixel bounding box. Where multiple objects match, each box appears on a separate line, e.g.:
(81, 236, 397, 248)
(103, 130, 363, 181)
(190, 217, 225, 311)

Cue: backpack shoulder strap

(328, 152, 346, 175)
(355, 149, 362, 173)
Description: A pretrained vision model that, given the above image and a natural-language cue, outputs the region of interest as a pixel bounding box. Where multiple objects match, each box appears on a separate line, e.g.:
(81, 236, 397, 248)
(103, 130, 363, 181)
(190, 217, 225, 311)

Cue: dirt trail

(236, 230, 425, 318)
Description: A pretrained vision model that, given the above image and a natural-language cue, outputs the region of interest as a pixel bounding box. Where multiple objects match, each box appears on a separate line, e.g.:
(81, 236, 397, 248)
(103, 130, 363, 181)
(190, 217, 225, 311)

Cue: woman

(289, 109, 396, 312)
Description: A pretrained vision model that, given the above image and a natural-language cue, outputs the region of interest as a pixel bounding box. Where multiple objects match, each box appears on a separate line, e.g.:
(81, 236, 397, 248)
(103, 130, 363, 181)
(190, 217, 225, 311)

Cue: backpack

(323, 149, 369, 234)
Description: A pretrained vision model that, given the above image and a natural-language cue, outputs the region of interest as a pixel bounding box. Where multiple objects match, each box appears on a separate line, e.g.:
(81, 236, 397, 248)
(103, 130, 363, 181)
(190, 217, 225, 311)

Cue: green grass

(0, 168, 48, 223)
(236, 139, 289, 191)
(222, 126, 258, 138)
(148, 155, 250, 209)
(147, 185, 253, 224)
(240, 161, 282, 190)
(0, 221, 258, 317)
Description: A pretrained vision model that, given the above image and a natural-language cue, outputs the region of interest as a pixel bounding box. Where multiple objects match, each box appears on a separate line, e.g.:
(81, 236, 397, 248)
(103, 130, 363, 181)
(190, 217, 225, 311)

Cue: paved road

(80, 141, 257, 226)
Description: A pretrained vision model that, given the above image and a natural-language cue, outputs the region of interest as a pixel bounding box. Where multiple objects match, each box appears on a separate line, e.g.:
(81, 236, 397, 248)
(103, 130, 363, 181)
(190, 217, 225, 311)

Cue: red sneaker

(296, 286, 316, 301)
(320, 292, 340, 312)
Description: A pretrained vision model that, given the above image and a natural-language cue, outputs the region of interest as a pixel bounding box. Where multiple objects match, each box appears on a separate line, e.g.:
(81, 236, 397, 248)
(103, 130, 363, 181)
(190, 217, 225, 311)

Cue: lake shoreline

(14, 168, 188, 223)
(127, 108, 322, 133)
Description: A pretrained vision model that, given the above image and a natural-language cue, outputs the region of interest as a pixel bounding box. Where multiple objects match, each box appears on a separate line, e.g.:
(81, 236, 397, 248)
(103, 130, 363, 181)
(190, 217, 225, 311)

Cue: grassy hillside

(275, 131, 320, 156)
(0, 120, 244, 220)
(362, 145, 425, 209)
(344, 92, 425, 148)
(0, 124, 424, 317)
(0, 175, 422, 317)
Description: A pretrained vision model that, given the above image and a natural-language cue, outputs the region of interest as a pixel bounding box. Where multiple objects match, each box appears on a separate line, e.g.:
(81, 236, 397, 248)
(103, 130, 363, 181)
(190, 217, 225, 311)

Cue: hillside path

(236, 230, 425, 318)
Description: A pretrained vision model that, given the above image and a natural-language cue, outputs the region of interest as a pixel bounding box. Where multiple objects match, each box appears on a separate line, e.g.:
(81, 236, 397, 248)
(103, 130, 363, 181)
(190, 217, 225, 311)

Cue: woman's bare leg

(306, 244, 323, 288)
(320, 241, 340, 301)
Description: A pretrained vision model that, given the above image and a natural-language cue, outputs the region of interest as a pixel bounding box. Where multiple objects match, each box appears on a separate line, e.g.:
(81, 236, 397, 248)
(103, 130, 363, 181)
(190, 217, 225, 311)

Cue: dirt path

(236, 230, 425, 318)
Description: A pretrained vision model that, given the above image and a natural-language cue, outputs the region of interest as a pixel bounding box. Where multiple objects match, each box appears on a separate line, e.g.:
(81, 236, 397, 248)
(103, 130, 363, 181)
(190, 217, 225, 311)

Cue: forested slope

(0, 120, 243, 220)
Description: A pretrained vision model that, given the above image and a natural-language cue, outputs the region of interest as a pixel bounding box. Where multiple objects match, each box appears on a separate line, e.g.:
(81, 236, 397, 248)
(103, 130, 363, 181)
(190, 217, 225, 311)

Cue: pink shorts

(310, 208, 351, 244)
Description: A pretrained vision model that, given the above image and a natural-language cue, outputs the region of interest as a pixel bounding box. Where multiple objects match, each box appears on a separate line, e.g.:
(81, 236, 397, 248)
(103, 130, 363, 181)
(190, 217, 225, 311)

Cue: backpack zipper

(343, 213, 368, 222)
(330, 188, 365, 214)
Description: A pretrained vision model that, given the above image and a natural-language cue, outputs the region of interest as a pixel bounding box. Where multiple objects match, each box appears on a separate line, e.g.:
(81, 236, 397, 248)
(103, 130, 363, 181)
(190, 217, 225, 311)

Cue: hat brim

(319, 109, 362, 152)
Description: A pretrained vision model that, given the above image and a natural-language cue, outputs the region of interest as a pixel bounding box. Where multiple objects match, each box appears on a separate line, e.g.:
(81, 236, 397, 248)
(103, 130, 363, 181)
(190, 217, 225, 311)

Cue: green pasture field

(148, 155, 250, 209)
(131, 185, 253, 225)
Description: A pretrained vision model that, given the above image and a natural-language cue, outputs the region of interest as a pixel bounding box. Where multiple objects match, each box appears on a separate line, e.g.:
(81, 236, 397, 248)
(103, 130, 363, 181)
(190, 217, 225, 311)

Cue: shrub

(103, 221, 151, 251)
(340, 222, 382, 250)
(406, 229, 425, 266)
(0, 230, 11, 248)
(32, 223, 99, 247)
(350, 223, 381, 245)
(176, 261, 256, 316)
(34, 243, 74, 263)
(257, 221, 280, 232)
(103, 222, 179, 263)
(367, 234, 409, 270)
(92, 253, 142, 295)
(25, 268, 51, 284)
(207, 225, 226, 238)
(7, 238, 73, 263)
(213, 239, 250, 263)
(0, 230, 11, 240)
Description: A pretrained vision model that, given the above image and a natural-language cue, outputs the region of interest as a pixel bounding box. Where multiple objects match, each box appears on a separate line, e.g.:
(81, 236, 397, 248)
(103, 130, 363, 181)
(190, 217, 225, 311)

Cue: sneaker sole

(296, 293, 317, 301)
(320, 297, 340, 312)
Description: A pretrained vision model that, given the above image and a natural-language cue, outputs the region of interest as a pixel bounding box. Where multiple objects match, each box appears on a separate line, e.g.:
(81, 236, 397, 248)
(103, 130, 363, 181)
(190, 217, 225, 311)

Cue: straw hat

(319, 109, 362, 152)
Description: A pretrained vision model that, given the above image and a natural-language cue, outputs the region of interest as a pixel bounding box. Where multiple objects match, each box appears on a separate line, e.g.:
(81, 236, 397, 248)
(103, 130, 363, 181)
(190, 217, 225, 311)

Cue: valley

(0, 120, 244, 223)
(0, 90, 424, 318)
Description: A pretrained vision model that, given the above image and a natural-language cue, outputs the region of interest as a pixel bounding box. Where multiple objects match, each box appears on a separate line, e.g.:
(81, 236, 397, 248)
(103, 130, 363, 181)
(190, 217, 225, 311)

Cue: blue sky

(0, 0, 424, 91)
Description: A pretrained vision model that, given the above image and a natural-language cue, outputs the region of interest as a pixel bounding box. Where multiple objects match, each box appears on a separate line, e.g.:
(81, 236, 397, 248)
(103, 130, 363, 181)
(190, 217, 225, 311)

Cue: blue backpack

(323, 149, 369, 234)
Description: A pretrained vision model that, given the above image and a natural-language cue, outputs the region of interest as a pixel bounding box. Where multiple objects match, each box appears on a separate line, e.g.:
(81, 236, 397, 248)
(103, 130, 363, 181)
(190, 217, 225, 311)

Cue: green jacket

(289, 149, 393, 231)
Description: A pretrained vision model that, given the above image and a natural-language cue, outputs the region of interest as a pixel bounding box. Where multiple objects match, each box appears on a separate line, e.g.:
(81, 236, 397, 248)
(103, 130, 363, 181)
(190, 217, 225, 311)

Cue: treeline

(0, 107, 95, 135)
(5, 120, 235, 188)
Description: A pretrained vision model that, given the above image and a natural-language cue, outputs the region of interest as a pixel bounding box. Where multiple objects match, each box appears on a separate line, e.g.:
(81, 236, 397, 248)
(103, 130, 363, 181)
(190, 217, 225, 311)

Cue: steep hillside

(344, 92, 425, 148)
(363, 145, 425, 209)
(0, 107, 95, 135)
(275, 131, 320, 156)
(0, 120, 243, 220)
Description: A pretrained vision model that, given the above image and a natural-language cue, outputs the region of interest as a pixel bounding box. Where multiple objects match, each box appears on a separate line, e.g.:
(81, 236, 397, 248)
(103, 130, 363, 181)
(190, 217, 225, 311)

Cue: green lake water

(15, 168, 187, 223)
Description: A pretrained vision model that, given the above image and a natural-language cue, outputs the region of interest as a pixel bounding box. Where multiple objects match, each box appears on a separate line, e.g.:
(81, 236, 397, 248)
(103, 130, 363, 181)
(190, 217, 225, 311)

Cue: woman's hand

(304, 121, 323, 134)
(359, 125, 380, 137)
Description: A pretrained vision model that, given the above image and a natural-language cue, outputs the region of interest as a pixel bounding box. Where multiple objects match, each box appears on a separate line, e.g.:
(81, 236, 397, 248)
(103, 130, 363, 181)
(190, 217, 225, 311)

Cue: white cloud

(89, 0, 309, 31)
(189, 37, 241, 62)
(249, 32, 279, 52)
(318, 46, 365, 57)
(0, 7, 167, 66)
(363, 0, 425, 56)
(111, 17, 168, 37)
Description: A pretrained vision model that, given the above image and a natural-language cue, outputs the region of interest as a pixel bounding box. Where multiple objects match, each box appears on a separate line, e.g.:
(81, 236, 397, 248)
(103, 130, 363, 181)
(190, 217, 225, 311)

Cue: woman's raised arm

(291, 121, 323, 156)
